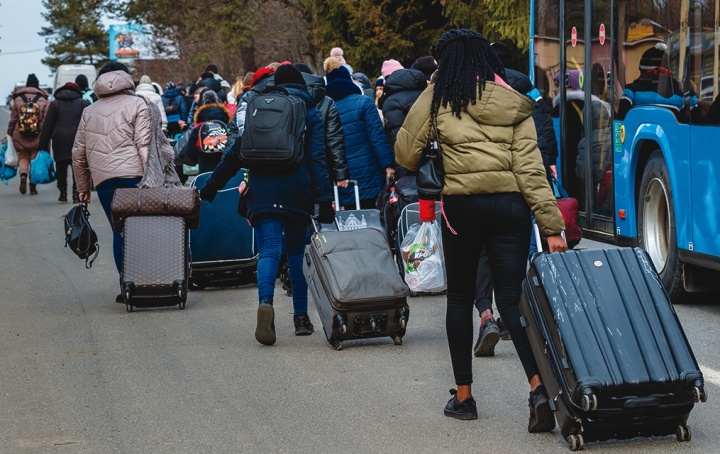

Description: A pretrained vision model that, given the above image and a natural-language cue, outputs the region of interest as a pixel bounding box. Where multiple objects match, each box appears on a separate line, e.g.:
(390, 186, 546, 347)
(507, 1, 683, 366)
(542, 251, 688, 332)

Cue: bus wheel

(637, 152, 685, 302)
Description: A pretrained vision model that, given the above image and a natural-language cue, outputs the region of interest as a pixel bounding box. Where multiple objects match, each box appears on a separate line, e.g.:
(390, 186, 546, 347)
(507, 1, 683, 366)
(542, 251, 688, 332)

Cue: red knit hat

(249, 67, 276, 89)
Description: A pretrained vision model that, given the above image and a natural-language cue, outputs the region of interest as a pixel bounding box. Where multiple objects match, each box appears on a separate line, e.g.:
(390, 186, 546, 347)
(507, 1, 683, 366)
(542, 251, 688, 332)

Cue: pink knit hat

(381, 59, 404, 79)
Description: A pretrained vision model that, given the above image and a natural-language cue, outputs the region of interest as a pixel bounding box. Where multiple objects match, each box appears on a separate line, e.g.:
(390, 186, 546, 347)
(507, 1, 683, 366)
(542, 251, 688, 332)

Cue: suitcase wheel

(693, 386, 708, 403)
(331, 339, 343, 351)
(179, 300, 186, 310)
(567, 434, 584, 451)
(581, 393, 597, 412)
(399, 317, 407, 330)
(126, 303, 133, 313)
(676, 424, 692, 442)
(393, 335, 403, 346)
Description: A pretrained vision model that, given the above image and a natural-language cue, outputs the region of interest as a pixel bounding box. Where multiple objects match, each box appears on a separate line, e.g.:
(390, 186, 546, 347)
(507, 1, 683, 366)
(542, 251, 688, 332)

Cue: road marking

(700, 364, 720, 388)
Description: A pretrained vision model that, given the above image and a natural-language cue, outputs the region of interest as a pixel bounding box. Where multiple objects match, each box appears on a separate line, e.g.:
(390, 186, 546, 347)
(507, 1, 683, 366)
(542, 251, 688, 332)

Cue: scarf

(139, 97, 183, 188)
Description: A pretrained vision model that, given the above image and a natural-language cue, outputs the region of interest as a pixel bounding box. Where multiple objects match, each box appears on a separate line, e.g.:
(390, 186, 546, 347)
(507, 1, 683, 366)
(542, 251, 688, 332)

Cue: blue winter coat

(161, 88, 188, 123)
(327, 80, 394, 206)
(201, 84, 331, 224)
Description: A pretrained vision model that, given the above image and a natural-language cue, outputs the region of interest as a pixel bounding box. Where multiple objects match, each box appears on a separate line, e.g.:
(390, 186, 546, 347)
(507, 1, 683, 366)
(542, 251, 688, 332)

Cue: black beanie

(490, 41, 513, 68)
(99, 61, 130, 76)
(274, 64, 307, 88)
(410, 56, 438, 80)
(26, 74, 39, 88)
(639, 43, 667, 71)
(294, 62, 314, 75)
(75, 74, 89, 89)
(205, 64, 218, 74)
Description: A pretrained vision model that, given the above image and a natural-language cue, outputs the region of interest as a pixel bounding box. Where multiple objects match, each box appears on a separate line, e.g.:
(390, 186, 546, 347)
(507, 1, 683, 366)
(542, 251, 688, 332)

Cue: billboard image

(109, 24, 151, 61)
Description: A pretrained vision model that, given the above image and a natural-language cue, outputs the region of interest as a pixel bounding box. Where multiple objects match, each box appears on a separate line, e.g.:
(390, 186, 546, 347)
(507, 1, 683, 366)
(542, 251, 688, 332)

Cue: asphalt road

(1, 106, 718, 453)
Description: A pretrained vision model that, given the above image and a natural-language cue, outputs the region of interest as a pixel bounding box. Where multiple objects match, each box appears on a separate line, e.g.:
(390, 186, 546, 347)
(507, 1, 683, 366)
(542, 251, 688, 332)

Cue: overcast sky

(0, 0, 121, 100)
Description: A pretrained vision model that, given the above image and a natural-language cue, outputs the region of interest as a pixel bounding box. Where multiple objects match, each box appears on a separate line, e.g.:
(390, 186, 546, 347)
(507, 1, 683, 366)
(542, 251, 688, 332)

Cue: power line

(0, 48, 46, 55)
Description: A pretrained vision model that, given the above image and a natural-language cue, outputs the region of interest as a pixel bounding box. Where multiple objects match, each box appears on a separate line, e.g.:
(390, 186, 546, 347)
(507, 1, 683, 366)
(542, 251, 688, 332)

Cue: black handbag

(63, 204, 99, 269)
(416, 108, 444, 200)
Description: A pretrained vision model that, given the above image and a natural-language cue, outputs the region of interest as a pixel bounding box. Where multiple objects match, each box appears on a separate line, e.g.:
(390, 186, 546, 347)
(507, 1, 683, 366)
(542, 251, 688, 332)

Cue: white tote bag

(5, 136, 18, 167)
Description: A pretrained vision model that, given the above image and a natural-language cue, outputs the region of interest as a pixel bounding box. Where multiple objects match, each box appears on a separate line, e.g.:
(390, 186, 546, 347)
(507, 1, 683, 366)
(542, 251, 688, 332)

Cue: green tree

(311, 0, 446, 75)
(39, 0, 109, 70)
(441, 0, 531, 51)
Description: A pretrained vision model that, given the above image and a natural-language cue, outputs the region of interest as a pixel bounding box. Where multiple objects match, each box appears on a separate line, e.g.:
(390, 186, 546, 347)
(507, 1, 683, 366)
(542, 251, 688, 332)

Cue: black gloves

(199, 183, 218, 203)
(317, 200, 335, 224)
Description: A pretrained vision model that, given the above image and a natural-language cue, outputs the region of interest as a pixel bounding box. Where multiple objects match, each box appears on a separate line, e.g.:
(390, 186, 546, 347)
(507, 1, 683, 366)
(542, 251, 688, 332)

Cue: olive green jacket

(394, 82, 565, 237)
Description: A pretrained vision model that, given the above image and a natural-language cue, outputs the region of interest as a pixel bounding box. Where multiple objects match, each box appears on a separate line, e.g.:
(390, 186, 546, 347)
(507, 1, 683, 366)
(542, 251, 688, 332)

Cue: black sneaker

(19, 173, 27, 194)
(293, 314, 314, 336)
(72, 191, 81, 204)
(29, 184, 38, 195)
(497, 317, 511, 340)
(255, 302, 276, 346)
(444, 389, 478, 420)
(528, 385, 556, 432)
(59, 192, 68, 203)
(474, 318, 501, 357)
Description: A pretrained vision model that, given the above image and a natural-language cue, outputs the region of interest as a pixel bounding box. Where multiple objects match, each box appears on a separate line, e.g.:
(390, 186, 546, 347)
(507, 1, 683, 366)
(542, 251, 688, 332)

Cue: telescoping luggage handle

(333, 179, 361, 210)
(533, 223, 567, 254)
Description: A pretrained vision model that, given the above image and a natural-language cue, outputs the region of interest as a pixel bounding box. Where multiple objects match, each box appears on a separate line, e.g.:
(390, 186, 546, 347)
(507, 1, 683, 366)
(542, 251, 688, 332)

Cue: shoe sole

(444, 409, 478, 420)
(19, 176, 27, 194)
(295, 328, 314, 336)
(474, 330, 501, 357)
(529, 398, 556, 432)
(500, 333, 512, 341)
(255, 305, 276, 345)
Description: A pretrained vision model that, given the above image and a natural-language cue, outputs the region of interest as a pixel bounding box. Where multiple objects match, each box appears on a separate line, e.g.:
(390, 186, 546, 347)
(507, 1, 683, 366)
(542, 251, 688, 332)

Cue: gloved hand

(419, 198, 436, 222)
(317, 200, 335, 224)
(199, 184, 218, 203)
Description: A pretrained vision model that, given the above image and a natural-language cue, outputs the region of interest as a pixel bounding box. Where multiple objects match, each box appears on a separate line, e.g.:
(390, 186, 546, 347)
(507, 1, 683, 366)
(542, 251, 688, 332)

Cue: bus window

(688, 0, 720, 124)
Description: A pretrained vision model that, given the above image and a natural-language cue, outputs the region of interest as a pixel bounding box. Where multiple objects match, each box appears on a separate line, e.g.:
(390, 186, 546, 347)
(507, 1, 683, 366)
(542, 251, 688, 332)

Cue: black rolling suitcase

(303, 221, 409, 350)
(120, 216, 189, 312)
(520, 243, 707, 450)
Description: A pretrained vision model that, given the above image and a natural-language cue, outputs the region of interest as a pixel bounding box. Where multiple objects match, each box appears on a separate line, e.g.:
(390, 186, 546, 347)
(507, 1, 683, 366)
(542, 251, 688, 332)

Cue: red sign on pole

(599, 24, 606, 45)
(571, 27, 578, 47)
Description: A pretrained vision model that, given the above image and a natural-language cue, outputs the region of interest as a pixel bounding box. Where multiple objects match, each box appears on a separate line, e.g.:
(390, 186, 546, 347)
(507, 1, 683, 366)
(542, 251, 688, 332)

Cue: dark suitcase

(303, 222, 409, 350)
(121, 216, 189, 311)
(520, 247, 707, 450)
(189, 171, 257, 288)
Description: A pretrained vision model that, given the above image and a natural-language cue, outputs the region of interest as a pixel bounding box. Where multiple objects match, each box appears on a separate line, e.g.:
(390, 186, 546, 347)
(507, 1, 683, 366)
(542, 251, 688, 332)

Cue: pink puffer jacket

(72, 71, 151, 192)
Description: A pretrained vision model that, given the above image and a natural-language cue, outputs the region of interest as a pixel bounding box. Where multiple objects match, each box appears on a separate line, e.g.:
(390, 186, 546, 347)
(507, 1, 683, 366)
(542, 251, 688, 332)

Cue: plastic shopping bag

(5, 136, 18, 167)
(0, 141, 18, 184)
(30, 150, 56, 184)
(400, 220, 446, 293)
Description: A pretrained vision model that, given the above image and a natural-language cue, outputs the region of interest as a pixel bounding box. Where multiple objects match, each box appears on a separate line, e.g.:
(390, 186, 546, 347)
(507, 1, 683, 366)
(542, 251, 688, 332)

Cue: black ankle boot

(72, 190, 80, 204)
(29, 183, 38, 195)
(528, 385, 556, 432)
(444, 389, 478, 420)
(59, 191, 68, 203)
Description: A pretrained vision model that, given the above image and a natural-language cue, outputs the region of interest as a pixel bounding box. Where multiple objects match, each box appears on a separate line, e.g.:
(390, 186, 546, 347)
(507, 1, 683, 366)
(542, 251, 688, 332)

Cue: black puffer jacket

(38, 84, 90, 161)
(505, 68, 558, 169)
(303, 72, 349, 182)
(187, 103, 232, 173)
(380, 69, 427, 149)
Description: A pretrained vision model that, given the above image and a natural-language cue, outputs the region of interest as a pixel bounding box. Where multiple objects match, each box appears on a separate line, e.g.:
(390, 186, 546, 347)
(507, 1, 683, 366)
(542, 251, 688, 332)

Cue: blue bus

(530, 0, 720, 301)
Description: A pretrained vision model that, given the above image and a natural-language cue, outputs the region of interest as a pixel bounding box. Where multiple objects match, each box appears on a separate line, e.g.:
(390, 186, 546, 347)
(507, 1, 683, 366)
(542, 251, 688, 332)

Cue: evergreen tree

(39, 0, 109, 70)
(441, 0, 531, 51)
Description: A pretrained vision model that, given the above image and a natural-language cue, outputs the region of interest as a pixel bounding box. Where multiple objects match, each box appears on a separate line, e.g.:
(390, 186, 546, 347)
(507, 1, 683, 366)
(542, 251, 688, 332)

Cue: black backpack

(377, 176, 418, 245)
(199, 120, 229, 154)
(63, 204, 99, 269)
(240, 85, 306, 170)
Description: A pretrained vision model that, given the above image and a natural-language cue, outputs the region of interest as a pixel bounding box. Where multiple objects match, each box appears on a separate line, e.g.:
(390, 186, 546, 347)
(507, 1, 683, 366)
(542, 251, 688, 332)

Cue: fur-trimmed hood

(193, 102, 230, 124)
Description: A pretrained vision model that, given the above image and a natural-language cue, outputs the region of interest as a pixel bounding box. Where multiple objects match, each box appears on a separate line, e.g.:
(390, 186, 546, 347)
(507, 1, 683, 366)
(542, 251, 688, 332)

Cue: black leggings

(442, 192, 539, 385)
(55, 159, 76, 194)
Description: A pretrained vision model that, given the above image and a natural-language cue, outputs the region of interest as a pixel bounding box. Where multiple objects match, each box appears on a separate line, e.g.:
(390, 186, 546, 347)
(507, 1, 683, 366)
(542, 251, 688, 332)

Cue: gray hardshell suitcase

(303, 223, 409, 350)
(121, 216, 189, 311)
(520, 246, 706, 450)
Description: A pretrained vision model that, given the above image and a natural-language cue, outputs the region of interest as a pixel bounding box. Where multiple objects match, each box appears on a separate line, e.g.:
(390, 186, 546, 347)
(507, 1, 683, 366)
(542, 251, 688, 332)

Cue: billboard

(109, 24, 151, 61)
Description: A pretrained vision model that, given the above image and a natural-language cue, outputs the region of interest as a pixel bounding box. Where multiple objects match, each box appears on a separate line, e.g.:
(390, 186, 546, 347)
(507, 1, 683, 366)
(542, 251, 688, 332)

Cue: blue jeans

(254, 217, 310, 315)
(96, 177, 142, 274)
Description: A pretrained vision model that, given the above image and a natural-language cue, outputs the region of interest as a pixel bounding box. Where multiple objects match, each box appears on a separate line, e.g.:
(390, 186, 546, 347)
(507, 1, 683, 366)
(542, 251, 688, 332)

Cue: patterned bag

(18, 94, 42, 137)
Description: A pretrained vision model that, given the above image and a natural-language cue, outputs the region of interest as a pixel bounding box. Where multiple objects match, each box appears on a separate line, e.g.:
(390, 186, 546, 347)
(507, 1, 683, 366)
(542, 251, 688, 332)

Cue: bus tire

(637, 151, 686, 302)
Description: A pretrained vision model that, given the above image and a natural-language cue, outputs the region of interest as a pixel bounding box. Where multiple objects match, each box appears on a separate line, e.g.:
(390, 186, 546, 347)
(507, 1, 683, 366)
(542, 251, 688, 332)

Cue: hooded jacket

(7, 86, 49, 153)
(202, 84, 332, 223)
(161, 87, 188, 123)
(302, 72, 349, 182)
(38, 84, 89, 161)
(72, 70, 151, 193)
(395, 82, 564, 237)
(186, 102, 231, 173)
(136, 82, 168, 131)
(380, 68, 428, 150)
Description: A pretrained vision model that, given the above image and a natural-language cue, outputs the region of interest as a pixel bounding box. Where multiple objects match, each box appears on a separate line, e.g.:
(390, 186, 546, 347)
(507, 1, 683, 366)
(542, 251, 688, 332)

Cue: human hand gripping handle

(546, 234, 568, 253)
(317, 200, 335, 224)
(419, 199, 436, 223)
(199, 184, 217, 203)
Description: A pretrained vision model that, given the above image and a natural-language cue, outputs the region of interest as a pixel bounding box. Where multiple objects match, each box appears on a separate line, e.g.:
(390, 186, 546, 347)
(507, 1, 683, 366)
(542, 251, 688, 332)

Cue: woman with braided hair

(395, 29, 567, 427)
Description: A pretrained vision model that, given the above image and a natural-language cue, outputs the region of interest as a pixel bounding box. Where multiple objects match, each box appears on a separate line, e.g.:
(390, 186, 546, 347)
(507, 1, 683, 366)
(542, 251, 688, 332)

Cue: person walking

(7, 73, 49, 195)
(326, 62, 394, 208)
(37, 81, 90, 203)
(72, 62, 151, 301)
(161, 82, 188, 138)
(198, 64, 333, 345)
(394, 29, 567, 429)
(75, 74, 98, 104)
(136, 75, 168, 134)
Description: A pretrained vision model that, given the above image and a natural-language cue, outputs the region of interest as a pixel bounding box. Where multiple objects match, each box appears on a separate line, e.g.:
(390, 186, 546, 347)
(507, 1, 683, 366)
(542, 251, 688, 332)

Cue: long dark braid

(431, 29, 507, 119)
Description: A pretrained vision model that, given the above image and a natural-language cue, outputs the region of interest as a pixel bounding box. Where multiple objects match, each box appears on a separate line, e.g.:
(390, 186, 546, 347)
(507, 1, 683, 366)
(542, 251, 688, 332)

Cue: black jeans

(474, 246, 493, 313)
(55, 159, 76, 195)
(442, 192, 539, 385)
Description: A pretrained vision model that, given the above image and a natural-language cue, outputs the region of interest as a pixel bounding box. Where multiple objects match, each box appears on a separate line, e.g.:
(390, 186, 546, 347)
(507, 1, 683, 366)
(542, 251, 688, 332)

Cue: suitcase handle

(333, 180, 361, 210)
(310, 216, 340, 233)
(533, 223, 566, 254)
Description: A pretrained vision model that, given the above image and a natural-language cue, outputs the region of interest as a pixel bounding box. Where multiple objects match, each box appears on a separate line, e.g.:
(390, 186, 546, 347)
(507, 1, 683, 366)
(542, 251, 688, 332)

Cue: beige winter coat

(135, 82, 167, 131)
(72, 71, 151, 192)
(395, 82, 565, 237)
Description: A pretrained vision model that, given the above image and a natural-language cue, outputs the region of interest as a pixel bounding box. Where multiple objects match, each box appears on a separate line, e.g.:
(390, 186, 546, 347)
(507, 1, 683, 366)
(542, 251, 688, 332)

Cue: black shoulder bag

(416, 103, 444, 200)
(63, 204, 99, 269)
